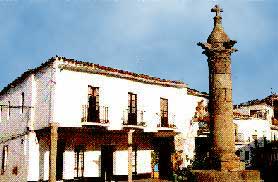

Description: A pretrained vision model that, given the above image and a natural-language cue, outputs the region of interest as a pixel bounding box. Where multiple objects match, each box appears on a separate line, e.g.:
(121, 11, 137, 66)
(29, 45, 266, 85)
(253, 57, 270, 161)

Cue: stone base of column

(219, 160, 245, 171)
(192, 170, 260, 182)
(210, 152, 244, 171)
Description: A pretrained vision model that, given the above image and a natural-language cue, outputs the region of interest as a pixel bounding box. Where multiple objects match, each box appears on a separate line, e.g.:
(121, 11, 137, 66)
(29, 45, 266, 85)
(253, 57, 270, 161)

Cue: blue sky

(0, 0, 277, 104)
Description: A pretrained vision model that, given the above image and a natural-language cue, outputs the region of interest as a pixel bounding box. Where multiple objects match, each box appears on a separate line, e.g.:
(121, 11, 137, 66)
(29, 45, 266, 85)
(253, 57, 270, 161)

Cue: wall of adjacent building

(234, 119, 272, 143)
(0, 64, 56, 137)
(175, 94, 209, 167)
(234, 118, 272, 167)
(235, 104, 274, 122)
(0, 76, 33, 140)
(0, 135, 28, 182)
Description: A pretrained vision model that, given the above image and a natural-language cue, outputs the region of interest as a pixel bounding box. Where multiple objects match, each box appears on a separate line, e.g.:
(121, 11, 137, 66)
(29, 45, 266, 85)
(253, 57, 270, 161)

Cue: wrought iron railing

(157, 113, 176, 128)
(122, 109, 146, 126)
(81, 105, 109, 124)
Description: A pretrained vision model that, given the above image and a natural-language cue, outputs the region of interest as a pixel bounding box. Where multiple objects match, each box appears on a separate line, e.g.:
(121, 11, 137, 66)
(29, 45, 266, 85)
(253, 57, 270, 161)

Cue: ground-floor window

(74, 146, 84, 178)
(132, 145, 137, 174)
(1, 145, 8, 174)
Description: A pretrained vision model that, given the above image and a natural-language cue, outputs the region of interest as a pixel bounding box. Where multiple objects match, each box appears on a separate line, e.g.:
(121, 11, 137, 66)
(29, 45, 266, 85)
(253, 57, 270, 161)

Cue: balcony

(81, 105, 109, 127)
(122, 109, 146, 129)
(157, 113, 176, 130)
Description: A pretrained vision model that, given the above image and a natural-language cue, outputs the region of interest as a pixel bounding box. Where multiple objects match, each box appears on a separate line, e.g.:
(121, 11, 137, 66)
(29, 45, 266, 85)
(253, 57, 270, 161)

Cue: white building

(0, 57, 200, 181)
(234, 104, 278, 167)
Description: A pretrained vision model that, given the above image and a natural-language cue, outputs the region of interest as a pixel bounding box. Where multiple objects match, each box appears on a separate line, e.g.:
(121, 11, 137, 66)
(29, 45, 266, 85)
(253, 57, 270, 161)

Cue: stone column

(49, 122, 58, 182)
(198, 5, 239, 171)
(128, 130, 134, 182)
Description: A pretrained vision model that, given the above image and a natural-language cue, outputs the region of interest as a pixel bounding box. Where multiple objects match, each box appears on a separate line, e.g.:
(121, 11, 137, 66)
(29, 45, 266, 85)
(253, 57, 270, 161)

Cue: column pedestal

(192, 170, 260, 182)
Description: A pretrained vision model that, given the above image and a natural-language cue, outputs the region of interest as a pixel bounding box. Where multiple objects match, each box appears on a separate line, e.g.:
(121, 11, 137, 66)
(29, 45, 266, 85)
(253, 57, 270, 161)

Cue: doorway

(154, 137, 174, 180)
(56, 141, 65, 180)
(101, 145, 114, 181)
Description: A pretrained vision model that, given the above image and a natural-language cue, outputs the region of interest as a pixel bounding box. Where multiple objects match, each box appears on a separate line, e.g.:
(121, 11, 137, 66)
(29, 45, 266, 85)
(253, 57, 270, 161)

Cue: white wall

(34, 66, 56, 130)
(0, 76, 33, 140)
(84, 151, 101, 177)
(54, 64, 188, 131)
(0, 64, 57, 136)
(175, 94, 208, 167)
(0, 136, 28, 182)
(27, 131, 40, 181)
(234, 119, 272, 144)
(113, 150, 152, 175)
(63, 151, 75, 180)
(235, 104, 274, 122)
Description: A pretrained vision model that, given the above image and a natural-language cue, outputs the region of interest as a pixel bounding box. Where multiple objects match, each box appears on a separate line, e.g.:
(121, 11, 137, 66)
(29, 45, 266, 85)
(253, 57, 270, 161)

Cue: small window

(7, 101, 10, 120)
(1, 145, 8, 174)
(21, 92, 25, 114)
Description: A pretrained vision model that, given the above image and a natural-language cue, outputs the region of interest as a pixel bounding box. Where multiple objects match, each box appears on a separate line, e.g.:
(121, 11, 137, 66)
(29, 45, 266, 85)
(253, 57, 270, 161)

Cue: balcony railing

(157, 113, 176, 128)
(122, 109, 146, 126)
(81, 105, 109, 124)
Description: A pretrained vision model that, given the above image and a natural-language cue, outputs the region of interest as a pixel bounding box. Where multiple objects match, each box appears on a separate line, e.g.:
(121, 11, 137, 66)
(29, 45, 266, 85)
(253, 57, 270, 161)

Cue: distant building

(234, 102, 278, 168)
(190, 95, 278, 169)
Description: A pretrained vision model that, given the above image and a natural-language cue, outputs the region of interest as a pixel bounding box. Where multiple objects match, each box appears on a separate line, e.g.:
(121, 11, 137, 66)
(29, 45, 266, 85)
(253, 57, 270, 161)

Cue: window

(7, 101, 10, 120)
(245, 151, 249, 160)
(88, 86, 99, 122)
(128, 93, 137, 125)
(160, 98, 168, 127)
(1, 145, 8, 174)
(132, 145, 137, 174)
(74, 146, 84, 178)
(21, 92, 24, 114)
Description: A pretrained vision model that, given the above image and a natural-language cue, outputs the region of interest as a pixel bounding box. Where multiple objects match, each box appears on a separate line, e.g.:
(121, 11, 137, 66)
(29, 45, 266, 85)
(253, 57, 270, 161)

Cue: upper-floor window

(7, 101, 10, 120)
(1, 145, 8, 174)
(21, 92, 25, 114)
(128, 92, 137, 125)
(88, 86, 99, 122)
(160, 98, 168, 127)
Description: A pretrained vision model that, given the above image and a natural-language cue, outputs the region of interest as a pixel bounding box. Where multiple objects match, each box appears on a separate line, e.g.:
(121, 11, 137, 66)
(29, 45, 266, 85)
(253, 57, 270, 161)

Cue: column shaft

(128, 130, 134, 182)
(49, 123, 58, 182)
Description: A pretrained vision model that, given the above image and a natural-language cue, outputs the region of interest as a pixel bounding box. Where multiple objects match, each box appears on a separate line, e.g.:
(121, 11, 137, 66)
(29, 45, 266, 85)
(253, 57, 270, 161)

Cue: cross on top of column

(211, 5, 223, 17)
